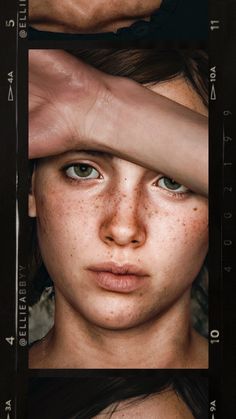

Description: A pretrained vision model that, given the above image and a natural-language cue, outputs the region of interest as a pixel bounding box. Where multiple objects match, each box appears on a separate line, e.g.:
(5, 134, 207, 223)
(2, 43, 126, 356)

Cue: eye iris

(74, 164, 93, 177)
(163, 178, 181, 190)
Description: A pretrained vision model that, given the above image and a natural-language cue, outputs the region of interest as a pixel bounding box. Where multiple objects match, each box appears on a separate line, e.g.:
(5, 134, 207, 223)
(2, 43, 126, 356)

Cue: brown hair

(68, 48, 208, 106)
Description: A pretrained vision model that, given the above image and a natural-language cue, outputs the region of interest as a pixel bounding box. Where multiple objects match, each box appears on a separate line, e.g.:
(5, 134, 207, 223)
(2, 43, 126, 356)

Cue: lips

(87, 262, 149, 293)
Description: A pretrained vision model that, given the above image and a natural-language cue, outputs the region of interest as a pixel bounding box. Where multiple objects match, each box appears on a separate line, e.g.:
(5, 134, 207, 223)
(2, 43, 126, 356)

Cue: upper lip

(88, 262, 149, 277)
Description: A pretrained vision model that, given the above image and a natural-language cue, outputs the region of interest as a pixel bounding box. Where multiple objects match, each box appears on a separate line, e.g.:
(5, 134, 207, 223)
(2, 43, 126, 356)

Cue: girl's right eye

(65, 163, 101, 180)
(157, 177, 189, 194)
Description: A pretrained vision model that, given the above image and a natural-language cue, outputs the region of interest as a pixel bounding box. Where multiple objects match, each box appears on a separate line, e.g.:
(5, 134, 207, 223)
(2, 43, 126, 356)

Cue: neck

(38, 290, 198, 369)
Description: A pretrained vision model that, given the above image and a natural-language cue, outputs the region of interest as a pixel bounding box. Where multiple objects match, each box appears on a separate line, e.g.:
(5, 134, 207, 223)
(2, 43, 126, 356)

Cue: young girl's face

(29, 77, 208, 330)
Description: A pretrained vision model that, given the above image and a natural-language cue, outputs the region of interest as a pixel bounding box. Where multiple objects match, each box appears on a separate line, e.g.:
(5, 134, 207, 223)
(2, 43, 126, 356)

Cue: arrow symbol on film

(8, 85, 14, 101)
(210, 84, 216, 100)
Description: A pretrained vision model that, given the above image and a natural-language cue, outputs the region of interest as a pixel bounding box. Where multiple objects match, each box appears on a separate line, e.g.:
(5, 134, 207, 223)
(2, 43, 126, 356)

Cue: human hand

(29, 0, 162, 33)
(29, 50, 208, 196)
(29, 49, 117, 158)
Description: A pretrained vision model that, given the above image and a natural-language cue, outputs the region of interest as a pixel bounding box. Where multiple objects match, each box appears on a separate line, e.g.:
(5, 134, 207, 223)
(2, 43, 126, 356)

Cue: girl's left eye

(156, 177, 189, 194)
(65, 164, 100, 180)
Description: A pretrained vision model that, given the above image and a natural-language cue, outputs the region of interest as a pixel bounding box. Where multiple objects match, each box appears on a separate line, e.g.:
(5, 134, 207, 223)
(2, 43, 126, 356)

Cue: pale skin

(30, 50, 208, 196)
(29, 50, 208, 369)
(94, 390, 194, 418)
(29, 0, 162, 33)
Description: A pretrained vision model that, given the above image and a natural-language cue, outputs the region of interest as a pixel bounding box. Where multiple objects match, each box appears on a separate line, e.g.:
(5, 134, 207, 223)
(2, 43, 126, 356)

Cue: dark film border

(209, 1, 223, 418)
(0, 0, 17, 418)
(0, 0, 29, 418)
(1, 0, 236, 418)
(220, 1, 236, 416)
(16, 35, 28, 419)
(209, 1, 236, 417)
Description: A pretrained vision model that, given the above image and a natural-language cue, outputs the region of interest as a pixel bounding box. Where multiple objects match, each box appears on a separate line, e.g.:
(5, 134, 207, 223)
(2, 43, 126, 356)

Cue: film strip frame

(208, 1, 222, 417)
(0, 0, 17, 416)
(209, 1, 236, 417)
(219, 1, 236, 414)
(0, 0, 235, 417)
(0, 0, 28, 417)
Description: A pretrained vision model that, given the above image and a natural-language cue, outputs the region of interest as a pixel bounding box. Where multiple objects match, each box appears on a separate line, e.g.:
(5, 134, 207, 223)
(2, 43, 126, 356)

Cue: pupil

(164, 178, 180, 190)
(75, 164, 92, 176)
(80, 165, 88, 172)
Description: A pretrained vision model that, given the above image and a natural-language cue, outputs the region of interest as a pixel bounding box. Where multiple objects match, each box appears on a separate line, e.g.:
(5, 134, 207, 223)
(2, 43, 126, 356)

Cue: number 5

(5, 19, 15, 28)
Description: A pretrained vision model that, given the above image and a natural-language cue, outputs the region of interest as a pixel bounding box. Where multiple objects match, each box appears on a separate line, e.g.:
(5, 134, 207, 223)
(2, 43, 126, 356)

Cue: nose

(99, 192, 146, 248)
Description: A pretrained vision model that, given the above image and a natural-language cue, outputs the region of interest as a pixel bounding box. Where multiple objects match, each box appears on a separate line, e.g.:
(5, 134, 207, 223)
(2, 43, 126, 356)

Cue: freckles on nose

(99, 190, 147, 247)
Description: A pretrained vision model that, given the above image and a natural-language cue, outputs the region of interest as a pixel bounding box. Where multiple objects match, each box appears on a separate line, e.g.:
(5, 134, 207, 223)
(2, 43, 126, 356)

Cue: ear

(28, 171, 37, 218)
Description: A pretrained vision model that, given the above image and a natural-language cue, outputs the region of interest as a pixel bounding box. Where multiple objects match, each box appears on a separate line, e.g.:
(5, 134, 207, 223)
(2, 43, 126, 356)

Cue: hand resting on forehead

(29, 49, 208, 196)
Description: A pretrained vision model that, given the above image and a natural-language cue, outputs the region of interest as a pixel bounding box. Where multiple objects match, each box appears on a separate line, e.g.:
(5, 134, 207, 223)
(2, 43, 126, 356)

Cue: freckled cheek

(35, 191, 104, 245)
(147, 205, 208, 251)
(186, 214, 208, 240)
(178, 215, 208, 257)
(182, 203, 208, 241)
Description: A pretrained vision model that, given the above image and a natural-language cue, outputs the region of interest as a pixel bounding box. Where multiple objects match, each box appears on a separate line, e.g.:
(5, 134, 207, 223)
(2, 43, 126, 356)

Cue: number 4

(5, 337, 15, 346)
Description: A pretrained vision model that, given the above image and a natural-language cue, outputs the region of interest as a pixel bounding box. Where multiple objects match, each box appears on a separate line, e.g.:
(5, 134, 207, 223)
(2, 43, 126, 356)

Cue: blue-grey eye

(66, 164, 100, 180)
(158, 177, 188, 193)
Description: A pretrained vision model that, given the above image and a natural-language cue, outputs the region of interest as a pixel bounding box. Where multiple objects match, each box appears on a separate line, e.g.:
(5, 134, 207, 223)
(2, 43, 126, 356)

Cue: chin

(83, 306, 146, 331)
(92, 318, 140, 331)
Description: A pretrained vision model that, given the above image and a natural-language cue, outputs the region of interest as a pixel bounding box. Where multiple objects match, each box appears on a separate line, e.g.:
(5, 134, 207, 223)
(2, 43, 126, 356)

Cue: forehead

(149, 76, 207, 116)
(94, 391, 194, 418)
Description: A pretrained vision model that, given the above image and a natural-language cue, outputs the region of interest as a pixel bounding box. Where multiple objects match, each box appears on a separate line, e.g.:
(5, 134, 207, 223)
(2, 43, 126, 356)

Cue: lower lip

(89, 271, 147, 293)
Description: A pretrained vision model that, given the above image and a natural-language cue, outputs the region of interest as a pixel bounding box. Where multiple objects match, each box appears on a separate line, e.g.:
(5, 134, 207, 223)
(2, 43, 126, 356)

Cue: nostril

(106, 236, 114, 242)
(131, 240, 139, 244)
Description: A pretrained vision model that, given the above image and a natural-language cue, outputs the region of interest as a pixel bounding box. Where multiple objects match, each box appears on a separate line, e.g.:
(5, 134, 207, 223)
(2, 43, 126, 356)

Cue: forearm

(91, 77, 208, 196)
(29, 51, 208, 196)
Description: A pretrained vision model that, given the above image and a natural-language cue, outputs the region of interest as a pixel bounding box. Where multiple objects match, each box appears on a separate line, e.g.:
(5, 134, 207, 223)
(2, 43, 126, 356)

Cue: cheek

(35, 187, 104, 249)
(143, 202, 208, 298)
(172, 210, 208, 249)
(180, 205, 208, 250)
(147, 201, 208, 261)
(185, 213, 208, 246)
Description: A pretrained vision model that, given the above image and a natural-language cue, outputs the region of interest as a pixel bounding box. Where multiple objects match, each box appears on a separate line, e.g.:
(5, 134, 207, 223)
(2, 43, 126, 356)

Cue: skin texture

(29, 50, 208, 196)
(29, 51, 208, 368)
(94, 390, 194, 418)
(29, 0, 162, 33)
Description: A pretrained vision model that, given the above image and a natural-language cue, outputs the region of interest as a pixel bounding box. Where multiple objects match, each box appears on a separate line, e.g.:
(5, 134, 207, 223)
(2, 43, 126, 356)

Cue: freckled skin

(31, 154, 208, 331)
(29, 77, 208, 368)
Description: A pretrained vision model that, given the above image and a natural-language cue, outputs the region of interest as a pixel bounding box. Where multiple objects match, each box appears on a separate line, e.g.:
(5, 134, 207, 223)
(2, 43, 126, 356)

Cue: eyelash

(62, 163, 191, 197)
(62, 162, 102, 182)
(153, 177, 190, 198)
